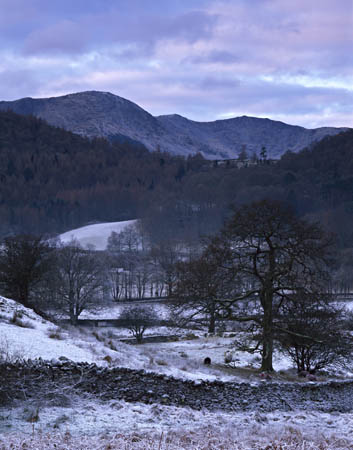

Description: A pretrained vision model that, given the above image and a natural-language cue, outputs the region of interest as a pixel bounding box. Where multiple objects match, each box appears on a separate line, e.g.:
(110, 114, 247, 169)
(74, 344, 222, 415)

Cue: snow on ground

(2, 296, 353, 447)
(0, 296, 149, 369)
(79, 301, 171, 320)
(59, 219, 136, 250)
(1, 296, 352, 383)
(1, 399, 353, 448)
(0, 295, 288, 382)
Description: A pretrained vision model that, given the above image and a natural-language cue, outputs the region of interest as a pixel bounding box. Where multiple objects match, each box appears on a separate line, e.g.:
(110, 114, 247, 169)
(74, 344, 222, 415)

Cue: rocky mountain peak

(0, 91, 349, 159)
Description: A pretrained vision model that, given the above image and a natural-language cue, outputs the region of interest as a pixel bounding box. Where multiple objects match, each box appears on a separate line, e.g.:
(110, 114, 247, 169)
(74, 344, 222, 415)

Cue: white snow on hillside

(59, 220, 136, 250)
(0, 296, 296, 383)
(1, 296, 353, 382)
(0, 296, 148, 368)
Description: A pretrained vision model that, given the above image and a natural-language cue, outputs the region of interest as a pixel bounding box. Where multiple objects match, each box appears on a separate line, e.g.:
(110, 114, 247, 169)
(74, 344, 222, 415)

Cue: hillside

(0, 110, 193, 236)
(0, 108, 353, 245)
(59, 220, 136, 250)
(0, 91, 348, 159)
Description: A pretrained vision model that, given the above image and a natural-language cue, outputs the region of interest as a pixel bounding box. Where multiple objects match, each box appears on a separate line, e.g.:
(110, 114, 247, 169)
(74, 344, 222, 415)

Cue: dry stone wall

(1, 360, 353, 413)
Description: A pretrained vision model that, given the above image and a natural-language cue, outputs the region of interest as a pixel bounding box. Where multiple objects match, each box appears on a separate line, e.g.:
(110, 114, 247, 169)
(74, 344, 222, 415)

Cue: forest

(0, 110, 353, 249)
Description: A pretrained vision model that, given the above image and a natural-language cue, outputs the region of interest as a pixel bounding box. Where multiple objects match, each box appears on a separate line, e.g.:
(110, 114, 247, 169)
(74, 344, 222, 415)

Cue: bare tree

(171, 252, 232, 333)
(276, 293, 351, 373)
(150, 242, 181, 297)
(119, 306, 158, 343)
(51, 240, 104, 324)
(208, 199, 333, 371)
(107, 223, 150, 300)
(0, 234, 53, 309)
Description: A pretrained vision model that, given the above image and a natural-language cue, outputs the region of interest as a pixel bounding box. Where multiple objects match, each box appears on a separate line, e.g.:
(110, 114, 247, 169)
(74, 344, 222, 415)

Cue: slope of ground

(0, 296, 148, 368)
(59, 220, 136, 250)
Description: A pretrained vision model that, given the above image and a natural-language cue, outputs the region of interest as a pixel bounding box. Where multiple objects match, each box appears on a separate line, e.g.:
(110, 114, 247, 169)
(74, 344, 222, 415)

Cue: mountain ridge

(0, 90, 348, 159)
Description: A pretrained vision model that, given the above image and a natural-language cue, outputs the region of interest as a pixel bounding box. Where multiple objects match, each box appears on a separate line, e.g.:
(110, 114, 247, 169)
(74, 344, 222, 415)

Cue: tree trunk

(208, 301, 216, 333)
(261, 294, 274, 371)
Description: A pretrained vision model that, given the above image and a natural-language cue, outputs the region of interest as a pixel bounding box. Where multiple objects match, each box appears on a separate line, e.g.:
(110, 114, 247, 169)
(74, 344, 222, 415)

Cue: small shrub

(53, 414, 69, 429)
(0, 336, 24, 363)
(107, 340, 117, 351)
(156, 359, 168, 366)
(119, 306, 158, 344)
(48, 331, 64, 340)
(10, 312, 34, 329)
(92, 331, 104, 342)
(23, 407, 39, 423)
(184, 333, 198, 340)
(103, 355, 113, 365)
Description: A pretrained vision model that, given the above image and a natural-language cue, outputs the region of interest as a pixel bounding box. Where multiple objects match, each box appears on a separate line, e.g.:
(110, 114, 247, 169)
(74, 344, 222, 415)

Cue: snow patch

(59, 220, 136, 250)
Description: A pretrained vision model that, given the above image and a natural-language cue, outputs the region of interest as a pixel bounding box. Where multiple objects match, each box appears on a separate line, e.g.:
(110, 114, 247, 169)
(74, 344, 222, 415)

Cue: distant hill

(59, 220, 136, 250)
(0, 91, 348, 159)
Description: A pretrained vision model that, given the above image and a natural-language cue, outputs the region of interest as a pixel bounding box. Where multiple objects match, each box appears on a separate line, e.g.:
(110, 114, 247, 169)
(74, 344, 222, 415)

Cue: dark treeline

(146, 129, 353, 247)
(0, 110, 206, 236)
(1, 110, 353, 248)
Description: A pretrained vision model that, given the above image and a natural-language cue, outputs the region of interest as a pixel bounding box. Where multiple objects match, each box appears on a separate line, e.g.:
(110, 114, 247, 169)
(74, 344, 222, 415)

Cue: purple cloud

(0, 0, 351, 128)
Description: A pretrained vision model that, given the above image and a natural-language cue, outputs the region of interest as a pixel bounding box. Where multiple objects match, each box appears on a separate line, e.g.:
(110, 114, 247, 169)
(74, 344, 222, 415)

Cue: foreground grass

(1, 426, 352, 450)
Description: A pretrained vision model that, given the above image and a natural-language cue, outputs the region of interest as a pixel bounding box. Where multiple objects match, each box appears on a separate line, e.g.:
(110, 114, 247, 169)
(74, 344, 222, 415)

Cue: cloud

(21, 7, 218, 56)
(24, 20, 91, 55)
(185, 50, 240, 64)
(0, 0, 351, 128)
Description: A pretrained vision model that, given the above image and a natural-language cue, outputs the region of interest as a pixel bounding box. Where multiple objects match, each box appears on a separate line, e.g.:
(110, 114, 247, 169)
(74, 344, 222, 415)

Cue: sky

(0, 0, 352, 128)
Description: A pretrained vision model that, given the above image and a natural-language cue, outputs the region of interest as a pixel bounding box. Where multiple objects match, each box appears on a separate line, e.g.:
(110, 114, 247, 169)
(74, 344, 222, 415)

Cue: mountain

(0, 91, 348, 159)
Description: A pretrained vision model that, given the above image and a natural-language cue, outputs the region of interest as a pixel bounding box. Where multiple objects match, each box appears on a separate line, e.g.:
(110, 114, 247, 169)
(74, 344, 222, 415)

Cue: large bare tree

(208, 199, 333, 371)
(52, 240, 104, 324)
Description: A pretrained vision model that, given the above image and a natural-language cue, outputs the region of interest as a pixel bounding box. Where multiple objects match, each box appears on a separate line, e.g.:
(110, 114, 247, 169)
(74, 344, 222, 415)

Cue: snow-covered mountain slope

(0, 91, 348, 159)
(59, 220, 136, 250)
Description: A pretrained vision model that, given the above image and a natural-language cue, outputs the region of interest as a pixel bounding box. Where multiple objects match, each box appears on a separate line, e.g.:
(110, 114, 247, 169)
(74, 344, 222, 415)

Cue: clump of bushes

(10, 311, 34, 329)
(103, 355, 113, 365)
(47, 328, 65, 340)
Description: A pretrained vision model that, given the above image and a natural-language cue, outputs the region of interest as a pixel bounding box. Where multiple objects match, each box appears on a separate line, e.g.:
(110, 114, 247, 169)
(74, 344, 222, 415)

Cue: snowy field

(2, 400, 353, 449)
(59, 220, 136, 250)
(2, 296, 336, 383)
(1, 296, 353, 448)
